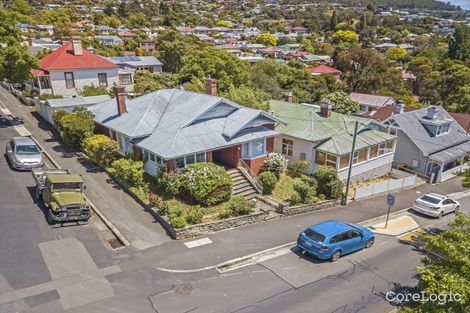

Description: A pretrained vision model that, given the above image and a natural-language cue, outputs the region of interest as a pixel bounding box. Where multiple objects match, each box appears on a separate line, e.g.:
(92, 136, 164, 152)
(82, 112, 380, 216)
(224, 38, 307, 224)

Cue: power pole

(342, 121, 359, 205)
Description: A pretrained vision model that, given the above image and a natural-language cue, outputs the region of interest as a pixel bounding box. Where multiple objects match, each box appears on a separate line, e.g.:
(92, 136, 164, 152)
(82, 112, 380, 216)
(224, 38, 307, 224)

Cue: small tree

(82, 134, 118, 166)
(58, 108, 95, 147)
(254, 33, 278, 46)
(291, 160, 310, 177)
(323, 91, 360, 115)
(52, 110, 68, 128)
(258, 171, 277, 194)
(313, 165, 342, 199)
(332, 30, 359, 46)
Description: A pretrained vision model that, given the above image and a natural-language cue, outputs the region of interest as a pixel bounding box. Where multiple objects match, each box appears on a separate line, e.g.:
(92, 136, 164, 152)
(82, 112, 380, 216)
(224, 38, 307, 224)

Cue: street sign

(387, 193, 395, 206)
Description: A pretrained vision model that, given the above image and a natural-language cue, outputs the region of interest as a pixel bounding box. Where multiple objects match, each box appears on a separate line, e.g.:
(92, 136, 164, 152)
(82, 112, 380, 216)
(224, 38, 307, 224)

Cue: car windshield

(420, 195, 441, 205)
(15, 144, 40, 155)
(53, 182, 81, 190)
(303, 229, 326, 243)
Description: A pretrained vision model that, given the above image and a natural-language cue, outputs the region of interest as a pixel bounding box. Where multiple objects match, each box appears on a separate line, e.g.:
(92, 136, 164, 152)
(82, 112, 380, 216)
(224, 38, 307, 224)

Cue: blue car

(297, 220, 375, 262)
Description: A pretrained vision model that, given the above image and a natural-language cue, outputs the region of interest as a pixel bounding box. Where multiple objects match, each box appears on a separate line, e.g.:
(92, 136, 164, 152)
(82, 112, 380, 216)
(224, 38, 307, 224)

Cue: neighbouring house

(449, 112, 470, 134)
(36, 95, 111, 126)
(105, 56, 163, 73)
(88, 79, 286, 176)
(29, 37, 120, 97)
(307, 65, 341, 80)
(298, 54, 331, 64)
(138, 40, 156, 53)
(349, 92, 396, 115)
(378, 107, 470, 183)
(24, 37, 61, 55)
(269, 99, 396, 182)
(95, 35, 123, 46)
(366, 103, 414, 121)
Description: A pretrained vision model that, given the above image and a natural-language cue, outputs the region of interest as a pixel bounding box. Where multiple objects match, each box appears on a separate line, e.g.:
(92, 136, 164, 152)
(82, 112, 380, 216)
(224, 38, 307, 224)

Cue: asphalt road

(150, 198, 470, 313)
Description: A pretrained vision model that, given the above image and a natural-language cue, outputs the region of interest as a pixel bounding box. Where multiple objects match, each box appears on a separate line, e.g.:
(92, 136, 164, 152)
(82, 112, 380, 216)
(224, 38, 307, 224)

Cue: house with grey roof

(105, 56, 163, 74)
(88, 80, 286, 176)
(378, 106, 470, 183)
(269, 99, 396, 182)
(349, 92, 396, 116)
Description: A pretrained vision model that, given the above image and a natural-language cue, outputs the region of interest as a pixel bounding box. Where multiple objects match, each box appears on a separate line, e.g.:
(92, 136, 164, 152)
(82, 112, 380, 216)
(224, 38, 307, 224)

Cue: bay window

(241, 139, 266, 158)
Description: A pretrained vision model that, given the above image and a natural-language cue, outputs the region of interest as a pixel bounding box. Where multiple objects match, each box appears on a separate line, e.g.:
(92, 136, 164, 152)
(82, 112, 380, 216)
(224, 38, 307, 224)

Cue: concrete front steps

(227, 168, 259, 200)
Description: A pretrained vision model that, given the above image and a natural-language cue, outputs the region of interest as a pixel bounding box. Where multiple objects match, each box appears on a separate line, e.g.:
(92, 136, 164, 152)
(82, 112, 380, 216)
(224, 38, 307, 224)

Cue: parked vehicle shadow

(76, 155, 103, 173)
(290, 246, 329, 264)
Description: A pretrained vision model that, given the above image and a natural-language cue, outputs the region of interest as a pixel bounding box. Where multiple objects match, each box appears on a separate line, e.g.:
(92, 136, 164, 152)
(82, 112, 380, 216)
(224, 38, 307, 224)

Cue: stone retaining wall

(278, 199, 339, 216)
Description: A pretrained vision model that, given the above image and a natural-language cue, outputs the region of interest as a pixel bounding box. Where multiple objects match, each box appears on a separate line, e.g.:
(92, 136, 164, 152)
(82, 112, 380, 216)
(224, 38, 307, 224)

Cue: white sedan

(412, 193, 460, 218)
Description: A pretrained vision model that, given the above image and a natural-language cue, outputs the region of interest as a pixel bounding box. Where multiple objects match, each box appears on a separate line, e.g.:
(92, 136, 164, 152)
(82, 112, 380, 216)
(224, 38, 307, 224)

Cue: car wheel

(437, 211, 444, 219)
(366, 238, 375, 248)
(454, 205, 460, 214)
(46, 209, 55, 225)
(330, 250, 341, 262)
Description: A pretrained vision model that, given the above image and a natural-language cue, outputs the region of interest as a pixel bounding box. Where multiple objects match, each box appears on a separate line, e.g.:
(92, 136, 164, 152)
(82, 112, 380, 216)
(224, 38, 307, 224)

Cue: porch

(428, 140, 470, 183)
(31, 73, 52, 95)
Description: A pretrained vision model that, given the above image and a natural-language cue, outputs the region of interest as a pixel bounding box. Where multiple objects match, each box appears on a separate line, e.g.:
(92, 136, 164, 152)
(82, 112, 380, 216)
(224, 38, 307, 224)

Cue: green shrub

(52, 110, 68, 128)
(227, 195, 255, 216)
(81, 84, 108, 97)
(180, 163, 232, 206)
(129, 185, 149, 203)
(82, 134, 118, 166)
(108, 158, 144, 188)
(39, 93, 63, 101)
(258, 171, 277, 194)
(58, 108, 95, 147)
(301, 176, 318, 189)
(170, 216, 187, 228)
(261, 153, 288, 178)
(290, 192, 301, 205)
(218, 208, 232, 219)
(291, 160, 310, 177)
(185, 206, 204, 224)
(293, 180, 316, 203)
(158, 171, 181, 197)
(313, 165, 342, 199)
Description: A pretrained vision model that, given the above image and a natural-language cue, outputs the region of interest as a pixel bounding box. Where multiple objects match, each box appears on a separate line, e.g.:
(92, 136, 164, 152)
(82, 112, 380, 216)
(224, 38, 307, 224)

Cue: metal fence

(354, 175, 417, 200)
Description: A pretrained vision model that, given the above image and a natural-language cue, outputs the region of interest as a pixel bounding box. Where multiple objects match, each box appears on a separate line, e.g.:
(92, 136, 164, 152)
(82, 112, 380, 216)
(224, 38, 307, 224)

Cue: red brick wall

(243, 156, 267, 176)
(206, 151, 213, 163)
(166, 159, 175, 171)
(212, 145, 240, 168)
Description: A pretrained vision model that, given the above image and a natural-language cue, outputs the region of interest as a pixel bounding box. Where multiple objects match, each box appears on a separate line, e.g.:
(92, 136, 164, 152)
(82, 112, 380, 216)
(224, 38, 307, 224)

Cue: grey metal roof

(429, 141, 470, 163)
(384, 107, 470, 157)
(89, 89, 284, 158)
(106, 56, 163, 68)
(349, 92, 395, 107)
(47, 95, 111, 108)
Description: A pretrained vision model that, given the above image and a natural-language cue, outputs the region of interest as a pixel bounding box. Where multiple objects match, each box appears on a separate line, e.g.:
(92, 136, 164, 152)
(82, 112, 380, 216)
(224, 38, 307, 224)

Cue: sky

(446, 0, 470, 10)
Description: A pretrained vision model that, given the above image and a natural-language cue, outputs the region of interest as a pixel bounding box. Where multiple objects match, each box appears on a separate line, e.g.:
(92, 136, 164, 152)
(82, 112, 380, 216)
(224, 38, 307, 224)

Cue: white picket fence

(354, 175, 417, 200)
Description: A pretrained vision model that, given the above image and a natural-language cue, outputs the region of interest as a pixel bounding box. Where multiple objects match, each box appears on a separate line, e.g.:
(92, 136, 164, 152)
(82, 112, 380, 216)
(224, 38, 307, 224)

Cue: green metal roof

(269, 100, 395, 155)
(47, 174, 84, 184)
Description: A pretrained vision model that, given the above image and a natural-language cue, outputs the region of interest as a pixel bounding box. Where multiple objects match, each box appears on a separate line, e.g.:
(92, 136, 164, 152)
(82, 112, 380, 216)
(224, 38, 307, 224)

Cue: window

(303, 229, 325, 243)
(116, 133, 123, 151)
(315, 151, 326, 165)
(358, 148, 368, 163)
(64, 72, 75, 89)
(300, 152, 306, 160)
(326, 154, 337, 167)
(352, 151, 359, 164)
(369, 145, 378, 159)
(175, 157, 185, 169)
(282, 138, 293, 156)
(436, 123, 450, 136)
(149, 153, 156, 162)
(389, 127, 397, 135)
(241, 139, 266, 158)
(378, 140, 394, 155)
(196, 153, 205, 163)
(98, 73, 108, 87)
(185, 154, 195, 165)
(119, 73, 132, 85)
(339, 154, 349, 169)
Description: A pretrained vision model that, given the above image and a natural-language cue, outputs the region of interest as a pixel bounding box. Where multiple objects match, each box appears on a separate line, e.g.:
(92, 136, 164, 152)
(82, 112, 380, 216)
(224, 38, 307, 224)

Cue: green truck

(32, 168, 91, 225)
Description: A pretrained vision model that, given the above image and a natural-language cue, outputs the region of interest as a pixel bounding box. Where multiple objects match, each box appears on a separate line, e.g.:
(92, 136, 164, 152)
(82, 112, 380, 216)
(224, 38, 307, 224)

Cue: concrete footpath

(0, 86, 170, 250)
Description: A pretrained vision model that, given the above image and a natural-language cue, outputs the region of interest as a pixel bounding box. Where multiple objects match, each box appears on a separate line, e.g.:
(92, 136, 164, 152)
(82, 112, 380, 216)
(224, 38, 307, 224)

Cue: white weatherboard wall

(337, 152, 394, 182)
(49, 68, 119, 97)
(273, 135, 314, 173)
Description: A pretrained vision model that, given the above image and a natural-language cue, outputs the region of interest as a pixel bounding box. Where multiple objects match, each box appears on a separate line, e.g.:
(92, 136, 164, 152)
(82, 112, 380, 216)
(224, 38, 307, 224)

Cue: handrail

(238, 159, 263, 195)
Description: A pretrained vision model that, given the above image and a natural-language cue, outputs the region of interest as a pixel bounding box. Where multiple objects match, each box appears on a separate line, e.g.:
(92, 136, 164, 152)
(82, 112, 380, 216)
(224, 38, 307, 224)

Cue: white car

(412, 193, 460, 218)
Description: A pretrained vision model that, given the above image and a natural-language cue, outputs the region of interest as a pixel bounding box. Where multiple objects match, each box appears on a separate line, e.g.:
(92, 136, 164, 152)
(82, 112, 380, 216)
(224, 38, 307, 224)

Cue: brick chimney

(71, 36, 83, 56)
(284, 91, 293, 103)
(320, 99, 332, 118)
(205, 78, 217, 96)
(114, 86, 127, 115)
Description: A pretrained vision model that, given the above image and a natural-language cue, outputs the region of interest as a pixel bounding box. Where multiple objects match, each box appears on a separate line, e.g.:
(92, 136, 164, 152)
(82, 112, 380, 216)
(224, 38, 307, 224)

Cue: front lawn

(271, 171, 313, 202)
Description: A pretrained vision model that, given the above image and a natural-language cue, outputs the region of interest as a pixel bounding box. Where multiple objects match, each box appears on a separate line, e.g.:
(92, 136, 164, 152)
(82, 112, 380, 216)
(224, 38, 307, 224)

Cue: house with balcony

(88, 79, 286, 178)
(378, 107, 470, 183)
(29, 38, 129, 97)
(269, 99, 396, 182)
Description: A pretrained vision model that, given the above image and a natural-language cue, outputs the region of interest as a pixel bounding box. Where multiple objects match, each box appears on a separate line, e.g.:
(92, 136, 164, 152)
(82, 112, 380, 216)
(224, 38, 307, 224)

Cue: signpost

(385, 193, 395, 228)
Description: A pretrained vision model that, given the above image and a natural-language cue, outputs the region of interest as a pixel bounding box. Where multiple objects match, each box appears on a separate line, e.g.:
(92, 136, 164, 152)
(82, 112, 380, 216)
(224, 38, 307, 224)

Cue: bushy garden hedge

(53, 108, 95, 147)
(82, 134, 118, 166)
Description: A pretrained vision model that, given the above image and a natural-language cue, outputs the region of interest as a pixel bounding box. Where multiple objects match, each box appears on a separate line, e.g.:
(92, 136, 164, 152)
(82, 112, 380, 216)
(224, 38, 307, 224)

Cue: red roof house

(307, 65, 342, 80)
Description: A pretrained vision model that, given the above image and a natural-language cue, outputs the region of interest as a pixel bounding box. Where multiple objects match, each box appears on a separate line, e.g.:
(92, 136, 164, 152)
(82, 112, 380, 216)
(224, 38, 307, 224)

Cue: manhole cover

(174, 283, 192, 296)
